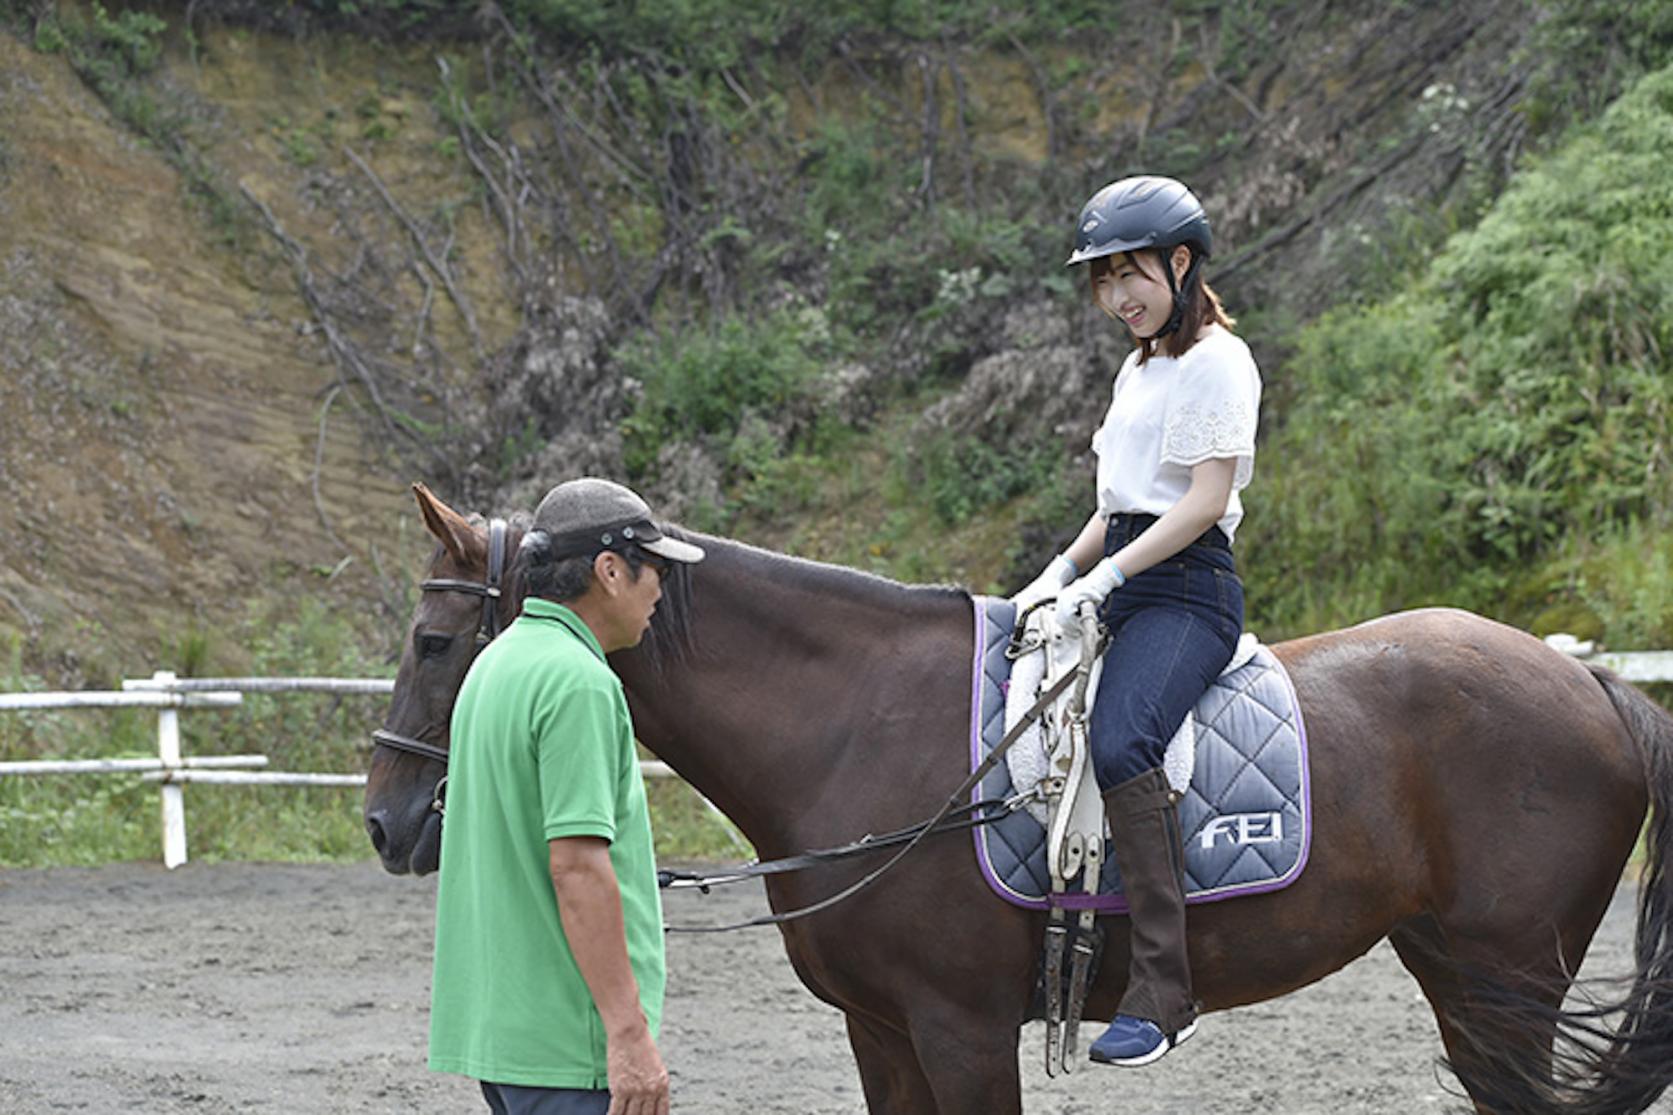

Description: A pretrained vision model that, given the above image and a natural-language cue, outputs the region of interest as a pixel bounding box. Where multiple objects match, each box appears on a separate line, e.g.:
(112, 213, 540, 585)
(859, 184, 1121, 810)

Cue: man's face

(621, 554, 666, 647)
(596, 550, 664, 652)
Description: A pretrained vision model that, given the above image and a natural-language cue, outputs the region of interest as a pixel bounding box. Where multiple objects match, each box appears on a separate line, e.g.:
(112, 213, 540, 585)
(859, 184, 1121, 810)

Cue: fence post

(154, 670, 187, 869)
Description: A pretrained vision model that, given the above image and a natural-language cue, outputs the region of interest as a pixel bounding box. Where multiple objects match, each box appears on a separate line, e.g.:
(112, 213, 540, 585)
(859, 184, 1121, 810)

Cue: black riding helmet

(1066, 176, 1212, 339)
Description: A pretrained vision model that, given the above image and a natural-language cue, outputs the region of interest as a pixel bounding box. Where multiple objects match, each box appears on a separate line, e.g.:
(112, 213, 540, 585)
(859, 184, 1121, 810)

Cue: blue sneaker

(1088, 1015, 1198, 1067)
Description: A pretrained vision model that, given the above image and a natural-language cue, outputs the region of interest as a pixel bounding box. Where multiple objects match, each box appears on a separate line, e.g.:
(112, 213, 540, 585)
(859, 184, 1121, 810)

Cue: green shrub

(906, 430, 1061, 526)
(1522, 0, 1673, 130)
(1243, 63, 1673, 639)
(1534, 520, 1673, 649)
(619, 304, 838, 480)
(89, 2, 167, 72)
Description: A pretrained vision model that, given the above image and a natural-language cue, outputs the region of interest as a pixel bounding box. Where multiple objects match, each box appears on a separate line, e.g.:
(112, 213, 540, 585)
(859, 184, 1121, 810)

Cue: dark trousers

(481, 1081, 610, 1115)
(1088, 514, 1243, 791)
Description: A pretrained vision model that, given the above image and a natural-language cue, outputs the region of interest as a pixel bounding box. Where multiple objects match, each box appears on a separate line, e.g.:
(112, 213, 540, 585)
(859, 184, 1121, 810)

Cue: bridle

(369, 518, 509, 809)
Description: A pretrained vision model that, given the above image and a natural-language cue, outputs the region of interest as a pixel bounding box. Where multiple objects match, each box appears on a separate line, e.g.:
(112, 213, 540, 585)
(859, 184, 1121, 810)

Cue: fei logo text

(1198, 811, 1283, 850)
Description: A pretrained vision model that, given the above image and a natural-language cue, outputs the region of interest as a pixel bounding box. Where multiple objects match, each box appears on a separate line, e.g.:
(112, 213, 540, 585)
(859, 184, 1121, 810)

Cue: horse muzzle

(366, 804, 443, 875)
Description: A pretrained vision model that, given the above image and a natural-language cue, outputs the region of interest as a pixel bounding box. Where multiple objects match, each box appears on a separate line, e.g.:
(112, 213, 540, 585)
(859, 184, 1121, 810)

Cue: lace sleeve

(1160, 344, 1260, 489)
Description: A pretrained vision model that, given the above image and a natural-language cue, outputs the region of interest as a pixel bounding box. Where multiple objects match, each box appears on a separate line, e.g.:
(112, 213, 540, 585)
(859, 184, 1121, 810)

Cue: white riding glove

(1053, 557, 1126, 634)
(1010, 553, 1078, 614)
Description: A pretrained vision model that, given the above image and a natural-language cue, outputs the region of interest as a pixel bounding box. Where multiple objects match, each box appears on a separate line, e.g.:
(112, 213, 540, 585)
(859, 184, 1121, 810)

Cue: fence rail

(2, 671, 691, 868)
(140, 769, 366, 787)
(0, 690, 242, 710)
(3, 755, 268, 776)
(123, 677, 395, 695)
(1544, 634, 1673, 682)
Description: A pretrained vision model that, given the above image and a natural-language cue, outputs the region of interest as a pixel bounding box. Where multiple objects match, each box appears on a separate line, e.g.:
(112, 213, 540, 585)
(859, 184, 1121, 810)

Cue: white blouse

(1091, 326, 1262, 543)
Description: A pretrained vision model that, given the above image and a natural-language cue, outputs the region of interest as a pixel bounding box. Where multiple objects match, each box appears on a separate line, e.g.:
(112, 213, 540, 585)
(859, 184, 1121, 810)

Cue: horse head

(365, 489, 950, 878)
(363, 483, 525, 875)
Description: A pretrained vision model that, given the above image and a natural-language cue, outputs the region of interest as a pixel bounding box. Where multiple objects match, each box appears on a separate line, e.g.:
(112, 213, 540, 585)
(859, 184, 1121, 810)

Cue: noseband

(370, 518, 509, 809)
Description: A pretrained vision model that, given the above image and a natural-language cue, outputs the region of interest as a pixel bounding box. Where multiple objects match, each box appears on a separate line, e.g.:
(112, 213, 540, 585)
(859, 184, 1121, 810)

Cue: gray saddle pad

(970, 596, 1312, 912)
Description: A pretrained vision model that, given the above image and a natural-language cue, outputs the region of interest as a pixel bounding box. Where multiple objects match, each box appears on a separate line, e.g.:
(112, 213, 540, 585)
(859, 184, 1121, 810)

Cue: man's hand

(607, 1022, 670, 1115)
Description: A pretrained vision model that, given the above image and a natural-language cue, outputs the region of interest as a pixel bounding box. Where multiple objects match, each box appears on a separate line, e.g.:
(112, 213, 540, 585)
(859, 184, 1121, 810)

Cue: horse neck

(612, 537, 973, 856)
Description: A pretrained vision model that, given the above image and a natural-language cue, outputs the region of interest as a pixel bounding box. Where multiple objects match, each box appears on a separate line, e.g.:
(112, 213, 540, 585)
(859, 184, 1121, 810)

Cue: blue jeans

(1088, 514, 1244, 791)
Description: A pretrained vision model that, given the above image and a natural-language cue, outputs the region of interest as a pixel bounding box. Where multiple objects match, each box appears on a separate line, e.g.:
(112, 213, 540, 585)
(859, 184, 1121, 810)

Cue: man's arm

(549, 836, 670, 1115)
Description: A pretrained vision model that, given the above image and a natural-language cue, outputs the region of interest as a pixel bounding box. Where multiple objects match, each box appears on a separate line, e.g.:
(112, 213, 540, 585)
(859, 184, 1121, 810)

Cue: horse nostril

(366, 812, 389, 855)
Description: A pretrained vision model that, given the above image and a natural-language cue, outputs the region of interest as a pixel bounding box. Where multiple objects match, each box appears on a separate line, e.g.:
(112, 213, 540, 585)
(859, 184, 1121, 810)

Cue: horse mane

(670, 526, 969, 619)
(455, 517, 965, 676)
(637, 524, 699, 675)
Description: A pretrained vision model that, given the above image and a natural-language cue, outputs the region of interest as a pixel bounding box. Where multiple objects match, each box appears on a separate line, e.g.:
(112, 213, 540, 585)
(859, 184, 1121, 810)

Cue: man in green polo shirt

(429, 477, 704, 1115)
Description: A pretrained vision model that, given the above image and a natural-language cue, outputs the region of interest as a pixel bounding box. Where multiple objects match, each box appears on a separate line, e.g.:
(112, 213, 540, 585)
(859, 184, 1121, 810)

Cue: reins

(659, 659, 1084, 933)
(656, 794, 1029, 892)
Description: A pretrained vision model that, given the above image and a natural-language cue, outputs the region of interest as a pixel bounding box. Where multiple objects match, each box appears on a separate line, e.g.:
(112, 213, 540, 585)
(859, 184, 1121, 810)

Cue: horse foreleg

(845, 1012, 938, 1115)
(904, 1006, 1023, 1115)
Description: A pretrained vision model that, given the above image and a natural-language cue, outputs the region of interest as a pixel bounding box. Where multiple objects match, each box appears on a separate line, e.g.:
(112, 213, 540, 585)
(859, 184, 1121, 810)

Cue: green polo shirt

(428, 598, 664, 1088)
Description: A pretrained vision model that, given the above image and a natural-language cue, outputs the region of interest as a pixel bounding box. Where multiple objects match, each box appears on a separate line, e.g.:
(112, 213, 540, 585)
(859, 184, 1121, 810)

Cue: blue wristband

(1109, 561, 1126, 588)
(1061, 554, 1080, 578)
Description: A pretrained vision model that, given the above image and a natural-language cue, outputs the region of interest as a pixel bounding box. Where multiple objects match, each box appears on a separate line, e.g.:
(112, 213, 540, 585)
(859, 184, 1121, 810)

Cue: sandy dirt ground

(0, 861, 1666, 1115)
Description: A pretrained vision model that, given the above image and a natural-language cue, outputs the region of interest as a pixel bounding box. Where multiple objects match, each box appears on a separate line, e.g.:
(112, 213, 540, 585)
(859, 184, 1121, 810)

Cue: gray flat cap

(531, 478, 704, 564)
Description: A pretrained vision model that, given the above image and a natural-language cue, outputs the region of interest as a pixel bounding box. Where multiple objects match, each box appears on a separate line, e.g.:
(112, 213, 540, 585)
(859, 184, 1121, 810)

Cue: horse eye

(418, 633, 453, 659)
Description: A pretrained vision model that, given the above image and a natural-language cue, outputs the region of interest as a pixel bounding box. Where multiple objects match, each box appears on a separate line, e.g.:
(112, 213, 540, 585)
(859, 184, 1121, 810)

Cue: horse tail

(1439, 664, 1673, 1114)
(1559, 664, 1673, 1115)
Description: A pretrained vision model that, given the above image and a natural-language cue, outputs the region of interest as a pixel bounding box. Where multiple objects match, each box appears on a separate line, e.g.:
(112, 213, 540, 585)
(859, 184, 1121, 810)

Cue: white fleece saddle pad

(969, 596, 1312, 912)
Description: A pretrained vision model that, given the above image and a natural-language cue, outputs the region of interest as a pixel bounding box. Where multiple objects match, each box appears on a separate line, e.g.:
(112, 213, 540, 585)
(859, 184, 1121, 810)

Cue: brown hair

(1089, 249, 1234, 363)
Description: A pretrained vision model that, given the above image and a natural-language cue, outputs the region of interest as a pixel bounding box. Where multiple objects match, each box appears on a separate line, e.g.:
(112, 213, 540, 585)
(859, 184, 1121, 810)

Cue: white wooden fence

(0, 671, 685, 868)
(0, 672, 380, 868)
(4, 633, 1652, 870)
(1542, 634, 1673, 683)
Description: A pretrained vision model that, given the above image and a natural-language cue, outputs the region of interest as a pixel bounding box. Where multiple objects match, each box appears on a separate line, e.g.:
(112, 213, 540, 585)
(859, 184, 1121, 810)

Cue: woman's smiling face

(1091, 247, 1188, 339)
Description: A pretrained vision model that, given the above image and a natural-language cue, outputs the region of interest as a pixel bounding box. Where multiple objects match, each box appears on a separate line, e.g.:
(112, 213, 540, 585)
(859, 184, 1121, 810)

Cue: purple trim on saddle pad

(968, 596, 1313, 913)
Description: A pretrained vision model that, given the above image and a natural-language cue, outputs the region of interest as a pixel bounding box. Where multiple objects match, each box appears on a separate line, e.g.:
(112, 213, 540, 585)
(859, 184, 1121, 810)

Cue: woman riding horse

(1012, 174, 1259, 1067)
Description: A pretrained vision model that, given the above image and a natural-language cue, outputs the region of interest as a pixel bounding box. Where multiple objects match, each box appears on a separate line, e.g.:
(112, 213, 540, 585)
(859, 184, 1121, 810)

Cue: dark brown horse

(366, 484, 1673, 1115)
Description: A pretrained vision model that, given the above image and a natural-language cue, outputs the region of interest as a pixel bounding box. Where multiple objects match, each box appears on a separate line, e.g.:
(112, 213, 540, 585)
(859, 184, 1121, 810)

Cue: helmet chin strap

(1152, 252, 1206, 340)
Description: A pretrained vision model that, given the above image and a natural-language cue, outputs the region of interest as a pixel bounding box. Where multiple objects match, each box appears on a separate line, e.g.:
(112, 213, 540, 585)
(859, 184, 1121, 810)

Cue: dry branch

(345, 146, 484, 360)
(239, 184, 451, 480)
(311, 384, 352, 557)
(917, 51, 939, 209)
(1005, 30, 1057, 162)
(944, 46, 977, 209)
(438, 56, 529, 289)
(1195, 20, 1269, 125)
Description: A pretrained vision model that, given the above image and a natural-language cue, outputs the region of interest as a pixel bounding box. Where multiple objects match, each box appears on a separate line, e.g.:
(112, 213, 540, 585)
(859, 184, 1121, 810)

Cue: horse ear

(412, 482, 486, 568)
